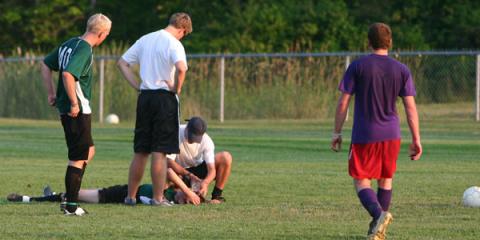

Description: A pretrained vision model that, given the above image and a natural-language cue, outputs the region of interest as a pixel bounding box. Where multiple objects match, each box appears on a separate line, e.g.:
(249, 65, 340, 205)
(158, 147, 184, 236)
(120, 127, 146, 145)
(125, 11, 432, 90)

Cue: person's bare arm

(166, 168, 200, 205)
(174, 61, 187, 95)
(199, 163, 216, 197)
(331, 93, 352, 152)
(167, 158, 201, 182)
(62, 71, 79, 117)
(402, 96, 422, 160)
(40, 62, 56, 106)
(117, 58, 140, 90)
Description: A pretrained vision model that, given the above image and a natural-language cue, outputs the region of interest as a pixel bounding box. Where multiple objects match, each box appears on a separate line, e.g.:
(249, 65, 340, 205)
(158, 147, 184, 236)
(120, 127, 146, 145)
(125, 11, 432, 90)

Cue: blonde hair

(169, 12, 192, 35)
(86, 13, 112, 34)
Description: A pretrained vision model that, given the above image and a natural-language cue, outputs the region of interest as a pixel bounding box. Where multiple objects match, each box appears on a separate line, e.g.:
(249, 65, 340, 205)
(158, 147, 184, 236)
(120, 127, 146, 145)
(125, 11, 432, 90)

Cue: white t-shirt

(121, 30, 187, 91)
(167, 125, 215, 168)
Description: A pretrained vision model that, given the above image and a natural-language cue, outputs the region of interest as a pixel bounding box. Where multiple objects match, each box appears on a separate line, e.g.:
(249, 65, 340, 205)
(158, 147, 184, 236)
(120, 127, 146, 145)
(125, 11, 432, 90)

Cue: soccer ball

(105, 113, 120, 124)
(462, 186, 480, 207)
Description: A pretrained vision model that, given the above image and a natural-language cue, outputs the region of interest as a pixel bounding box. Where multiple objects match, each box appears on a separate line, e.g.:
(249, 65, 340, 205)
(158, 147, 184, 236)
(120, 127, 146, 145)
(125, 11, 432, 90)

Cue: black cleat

(43, 185, 54, 196)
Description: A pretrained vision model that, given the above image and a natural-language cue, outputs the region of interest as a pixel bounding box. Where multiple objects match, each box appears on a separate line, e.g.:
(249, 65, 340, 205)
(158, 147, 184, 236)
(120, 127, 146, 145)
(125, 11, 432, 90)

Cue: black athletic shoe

(7, 193, 24, 202)
(124, 197, 137, 206)
(43, 185, 54, 196)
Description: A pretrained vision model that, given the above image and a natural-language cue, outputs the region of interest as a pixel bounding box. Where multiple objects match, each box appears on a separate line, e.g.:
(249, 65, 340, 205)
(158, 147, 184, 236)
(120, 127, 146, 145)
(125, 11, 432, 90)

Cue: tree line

(1, 0, 479, 56)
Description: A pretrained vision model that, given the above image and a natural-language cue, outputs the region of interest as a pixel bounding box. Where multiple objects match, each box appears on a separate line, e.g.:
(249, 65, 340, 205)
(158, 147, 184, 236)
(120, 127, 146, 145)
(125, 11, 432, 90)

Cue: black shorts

(60, 113, 94, 161)
(134, 90, 179, 154)
(187, 161, 208, 179)
(98, 184, 129, 204)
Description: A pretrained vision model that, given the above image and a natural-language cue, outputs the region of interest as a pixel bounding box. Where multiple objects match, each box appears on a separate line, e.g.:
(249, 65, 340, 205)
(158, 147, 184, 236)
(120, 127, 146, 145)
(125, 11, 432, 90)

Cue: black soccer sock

(31, 193, 63, 202)
(211, 186, 223, 199)
(64, 165, 84, 212)
(81, 162, 87, 177)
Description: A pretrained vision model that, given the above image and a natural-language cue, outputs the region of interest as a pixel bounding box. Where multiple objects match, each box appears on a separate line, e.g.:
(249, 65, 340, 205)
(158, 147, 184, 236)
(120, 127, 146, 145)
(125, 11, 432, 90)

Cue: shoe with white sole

(64, 207, 88, 216)
(43, 185, 55, 196)
(124, 197, 137, 206)
(367, 211, 393, 240)
(150, 198, 173, 207)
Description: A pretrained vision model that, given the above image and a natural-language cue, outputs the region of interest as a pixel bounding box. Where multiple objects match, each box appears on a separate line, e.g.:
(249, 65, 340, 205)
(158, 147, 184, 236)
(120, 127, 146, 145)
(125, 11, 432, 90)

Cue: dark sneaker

(43, 185, 54, 196)
(7, 193, 26, 202)
(150, 198, 173, 207)
(64, 207, 88, 216)
(367, 211, 393, 240)
(124, 197, 137, 206)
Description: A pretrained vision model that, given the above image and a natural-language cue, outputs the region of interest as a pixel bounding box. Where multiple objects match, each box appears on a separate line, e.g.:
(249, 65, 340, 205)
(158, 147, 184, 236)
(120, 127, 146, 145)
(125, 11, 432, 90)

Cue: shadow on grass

(324, 235, 365, 240)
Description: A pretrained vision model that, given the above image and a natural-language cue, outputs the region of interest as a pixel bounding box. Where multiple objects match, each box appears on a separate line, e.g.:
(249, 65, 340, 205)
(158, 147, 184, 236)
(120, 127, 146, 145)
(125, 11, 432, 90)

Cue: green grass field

(0, 117, 479, 239)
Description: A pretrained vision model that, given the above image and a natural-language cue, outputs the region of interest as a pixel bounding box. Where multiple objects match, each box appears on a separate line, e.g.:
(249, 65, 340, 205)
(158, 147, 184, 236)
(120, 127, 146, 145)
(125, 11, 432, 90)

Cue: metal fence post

(99, 58, 105, 123)
(219, 57, 225, 123)
(476, 55, 480, 122)
(345, 55, 351, 121)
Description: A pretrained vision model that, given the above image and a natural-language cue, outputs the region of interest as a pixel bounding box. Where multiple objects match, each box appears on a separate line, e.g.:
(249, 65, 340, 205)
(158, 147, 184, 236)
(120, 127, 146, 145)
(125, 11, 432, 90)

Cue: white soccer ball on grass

(462, 186, 480, 207)
(105, 113, 120, 124)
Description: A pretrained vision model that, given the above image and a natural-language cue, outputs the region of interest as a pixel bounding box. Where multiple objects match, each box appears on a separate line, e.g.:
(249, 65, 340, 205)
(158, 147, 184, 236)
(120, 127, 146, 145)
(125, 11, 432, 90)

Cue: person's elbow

(208, 165, 216, 177)
(177, 67, 187, 74)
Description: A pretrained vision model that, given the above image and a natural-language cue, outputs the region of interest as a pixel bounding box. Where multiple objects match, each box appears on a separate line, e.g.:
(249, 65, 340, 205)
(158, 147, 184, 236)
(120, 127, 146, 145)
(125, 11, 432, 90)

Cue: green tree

(0, 0, 88, 53)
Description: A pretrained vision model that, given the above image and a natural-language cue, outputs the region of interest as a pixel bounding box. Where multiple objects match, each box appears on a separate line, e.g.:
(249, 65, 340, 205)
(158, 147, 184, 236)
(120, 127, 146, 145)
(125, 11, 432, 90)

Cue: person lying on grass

(7, 168, 204, 206)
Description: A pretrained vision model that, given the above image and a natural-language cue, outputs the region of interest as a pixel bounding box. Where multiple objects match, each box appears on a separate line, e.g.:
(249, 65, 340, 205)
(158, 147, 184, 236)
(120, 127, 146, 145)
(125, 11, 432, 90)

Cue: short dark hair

(368, 23, 392, 50)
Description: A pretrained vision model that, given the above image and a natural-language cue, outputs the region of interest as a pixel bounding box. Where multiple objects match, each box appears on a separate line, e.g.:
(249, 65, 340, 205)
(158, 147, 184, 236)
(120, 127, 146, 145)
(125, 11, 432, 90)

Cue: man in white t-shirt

(117, 12, 192, 206)
(167, 117, 232, 203)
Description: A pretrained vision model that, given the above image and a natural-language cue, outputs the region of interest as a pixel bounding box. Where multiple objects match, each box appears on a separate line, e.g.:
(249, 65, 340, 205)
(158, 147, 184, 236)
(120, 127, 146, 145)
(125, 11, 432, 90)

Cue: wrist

(71, 102, 78, 107)
(332, 132, 342, 138)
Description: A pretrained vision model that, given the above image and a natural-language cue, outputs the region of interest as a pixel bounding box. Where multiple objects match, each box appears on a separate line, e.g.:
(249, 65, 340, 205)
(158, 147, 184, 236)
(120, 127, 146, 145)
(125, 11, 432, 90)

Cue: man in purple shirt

(331, 23, 422, 240)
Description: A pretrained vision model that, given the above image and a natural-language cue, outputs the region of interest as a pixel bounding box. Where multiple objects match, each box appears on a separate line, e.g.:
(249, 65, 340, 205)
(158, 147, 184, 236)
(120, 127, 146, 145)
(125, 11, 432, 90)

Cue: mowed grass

(0, 117, 479, 240)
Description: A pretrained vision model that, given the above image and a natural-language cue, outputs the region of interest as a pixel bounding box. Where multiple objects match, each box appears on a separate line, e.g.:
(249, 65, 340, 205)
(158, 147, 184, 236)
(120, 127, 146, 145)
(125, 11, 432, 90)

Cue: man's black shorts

(61, 113, 94, 161)
(187, 161, 208, 180)
(98, 184, 128, 203)
(98, 184, 148, 203)
(134, 90, 179, 154)
(182, 161, 209, 188)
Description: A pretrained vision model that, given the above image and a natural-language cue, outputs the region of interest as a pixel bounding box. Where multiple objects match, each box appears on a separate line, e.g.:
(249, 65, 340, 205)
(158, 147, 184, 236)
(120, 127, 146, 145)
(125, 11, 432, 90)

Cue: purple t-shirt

(339, 54, 416, 144)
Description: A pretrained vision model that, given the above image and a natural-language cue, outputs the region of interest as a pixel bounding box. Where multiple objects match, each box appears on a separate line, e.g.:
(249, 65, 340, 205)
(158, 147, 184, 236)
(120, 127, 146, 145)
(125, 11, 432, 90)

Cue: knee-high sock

(65, 166, 83, 211)
(81, 162, 87, 177)
(358, 188, 383, 219)
(31, 194, 63, 202)
(377, 188, 392, 211)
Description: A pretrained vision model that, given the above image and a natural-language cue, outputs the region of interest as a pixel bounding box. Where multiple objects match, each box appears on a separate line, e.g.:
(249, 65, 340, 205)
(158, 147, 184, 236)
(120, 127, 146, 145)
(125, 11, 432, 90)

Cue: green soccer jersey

(137, 184, 176, 202)
(137, 184, 154, 199)
(43, 37, 93, 114)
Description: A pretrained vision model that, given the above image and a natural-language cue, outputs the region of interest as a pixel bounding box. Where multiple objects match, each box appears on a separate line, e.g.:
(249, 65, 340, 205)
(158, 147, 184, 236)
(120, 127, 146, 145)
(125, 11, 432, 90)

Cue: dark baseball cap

(186, 117, 207, 143)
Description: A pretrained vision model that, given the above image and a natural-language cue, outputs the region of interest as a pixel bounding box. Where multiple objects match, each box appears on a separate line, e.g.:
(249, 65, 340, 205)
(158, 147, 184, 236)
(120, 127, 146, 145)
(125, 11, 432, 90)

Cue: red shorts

(348, 139, 401, 179)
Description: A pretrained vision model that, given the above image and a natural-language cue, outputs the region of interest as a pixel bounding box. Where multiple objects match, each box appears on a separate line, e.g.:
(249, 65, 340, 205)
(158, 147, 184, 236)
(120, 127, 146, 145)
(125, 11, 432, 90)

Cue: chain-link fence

(1, 51, 479, 122)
